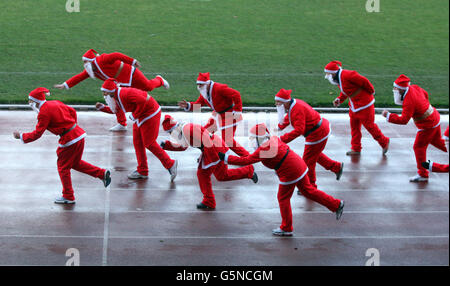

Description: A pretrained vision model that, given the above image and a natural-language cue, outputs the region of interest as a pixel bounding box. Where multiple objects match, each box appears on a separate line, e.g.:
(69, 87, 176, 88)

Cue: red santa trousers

(133, 112, 175, 176)
(130, 69, 164, 92)
(302, 120, 342, 188)
(431, 162, 449, 173)
(277, 175, 341, 232)
(414, 125, 447, 177)
(196, 161, 254, 208)
(349, 105, 389, 152)
(57, 139, 105, 201)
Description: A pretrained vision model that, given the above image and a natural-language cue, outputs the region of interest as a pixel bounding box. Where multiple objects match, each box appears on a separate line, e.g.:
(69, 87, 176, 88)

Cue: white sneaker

(409, 174, 428, 182)
(128, 170, 148, 179)
(157, 75, 170, 89)
(272, 227, 293, 237)
(109, 124, 127, 132)
(169, 160, 178, 182)
(54, 197, 75, 204)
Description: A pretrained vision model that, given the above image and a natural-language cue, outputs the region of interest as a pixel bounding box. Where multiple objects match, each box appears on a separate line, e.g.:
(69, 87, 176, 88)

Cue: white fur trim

(135, 106, 161, 127)
(349, 98, 375, 113)
(63, 82, 69, 89)
(20, 133, 25, 144)
(305, 128, 331, 145)
(274, 96, 291, 103)
(223, 150, 231, 164)
(184, 102, 191, 112)
(58, 133, 86, 148)
(324, 69, 339, 74)
(386, 112, 391, 122)
(196, 80, 211, 84)
(279, 168, 309, 185)
(82, 57, 95, 62)
(132, 59, 137, 66)
(393, 82, 409, 90)
(28, 96, 46, 104)
(101, 87, 116, 93)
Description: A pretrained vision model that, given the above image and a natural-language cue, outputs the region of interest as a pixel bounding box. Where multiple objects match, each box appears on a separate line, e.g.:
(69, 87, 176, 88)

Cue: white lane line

(101, 138, 113, 266)
(0, 234, 447, 240)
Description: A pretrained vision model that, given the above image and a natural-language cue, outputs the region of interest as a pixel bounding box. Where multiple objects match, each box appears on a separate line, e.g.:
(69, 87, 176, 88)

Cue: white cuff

(386, 112, 391, 122)
(63, 82, 69, 89)
(20, 133, 25, 144)
(184, 102, 191, 112)
(132, 59, 137, 66)
(224, 150, 231, 164)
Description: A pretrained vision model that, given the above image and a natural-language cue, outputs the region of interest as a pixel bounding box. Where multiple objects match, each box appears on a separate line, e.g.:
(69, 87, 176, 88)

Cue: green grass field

(0, 0, 448, 107)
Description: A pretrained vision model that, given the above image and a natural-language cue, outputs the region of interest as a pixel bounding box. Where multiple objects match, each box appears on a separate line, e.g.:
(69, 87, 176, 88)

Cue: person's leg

(197, 166, 216, 209)
(302, 144, 321, 188)
(213, 161, 254, 181)
(141, 113, 175, 170)
(349, 111, 362, 153)
(130, 69, 164, 92)
(56, 145, 79, 201)
(413, 130, 432, 178)
(69, 139, 105, 180)
(296, 175, 341, 212)
(132, 123, 149, 176)
(277, 184, 296, 232)
(360, 106, 389, 149)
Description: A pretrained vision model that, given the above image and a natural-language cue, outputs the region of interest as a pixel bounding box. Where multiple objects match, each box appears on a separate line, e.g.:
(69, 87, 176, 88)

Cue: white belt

(58, 133, 86, 148)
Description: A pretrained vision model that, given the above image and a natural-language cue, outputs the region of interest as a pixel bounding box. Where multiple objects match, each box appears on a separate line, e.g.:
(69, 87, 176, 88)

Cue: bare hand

(13, 131, 20, 139)
(95, 102, 105, 110)
(178, 100, 188, 109)
(381, 110, 389, 118)
(333, 98, 341, 107)
(54, 84, 65, 90)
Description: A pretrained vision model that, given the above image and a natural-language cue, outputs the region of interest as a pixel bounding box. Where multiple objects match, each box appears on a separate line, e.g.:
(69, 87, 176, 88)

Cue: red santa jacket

(387, 84, 440, 130)
(21, 100, 86, 148)
(101, 87, 161, 127)
(336, 69, 376, 113)
(163, 123, 229, 169)
(226, 136, 308, 185)
(278, 99, 331, 144)
(64, 52, 137, 88)
(184, 82, 243, 129)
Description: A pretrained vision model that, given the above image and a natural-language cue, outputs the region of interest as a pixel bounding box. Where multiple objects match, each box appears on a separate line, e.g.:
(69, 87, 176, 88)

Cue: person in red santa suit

(54, 49, 170, 131)
(324, 60, 390, 156)
(382, 75, 447, 182)
(422, 126, 450, 173)
(12, 87, 111, 204)
(274, 88, 344, 189)
(219, 123, 344, 236)
(160, 115, 258, 209)
(96, 78, 177, 181)
(177, 72, 249, 156)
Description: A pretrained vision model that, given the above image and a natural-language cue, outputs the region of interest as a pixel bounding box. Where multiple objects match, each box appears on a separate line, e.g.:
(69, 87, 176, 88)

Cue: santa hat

(274, 89, 292, 103)
(101, 78, 119, 93)
(82, 49, 99, 62)
(393, 74, 410, 90)
(162, 115, 178, 133)
(324, 60, 342, 73)
(196, 72, 211, 84)
(28, 87, 50, 104)
(250, 123, 271, 138)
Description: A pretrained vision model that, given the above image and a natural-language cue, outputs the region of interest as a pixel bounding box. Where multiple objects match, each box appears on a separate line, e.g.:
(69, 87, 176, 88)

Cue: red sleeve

(337, 91, 348, 102)
(163, 140, 188, 151)
(280, 109, 305, 143)
(98, 105, 114, 114)
(186, 95, 207, 111)
(21, 113, 50, 143)
(102, 52, 135, 65)
(388, 100, 414, 125)
(65, 70, 90, 88)
(227, 149, 262, 166)
(349, 72, 375, 94)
